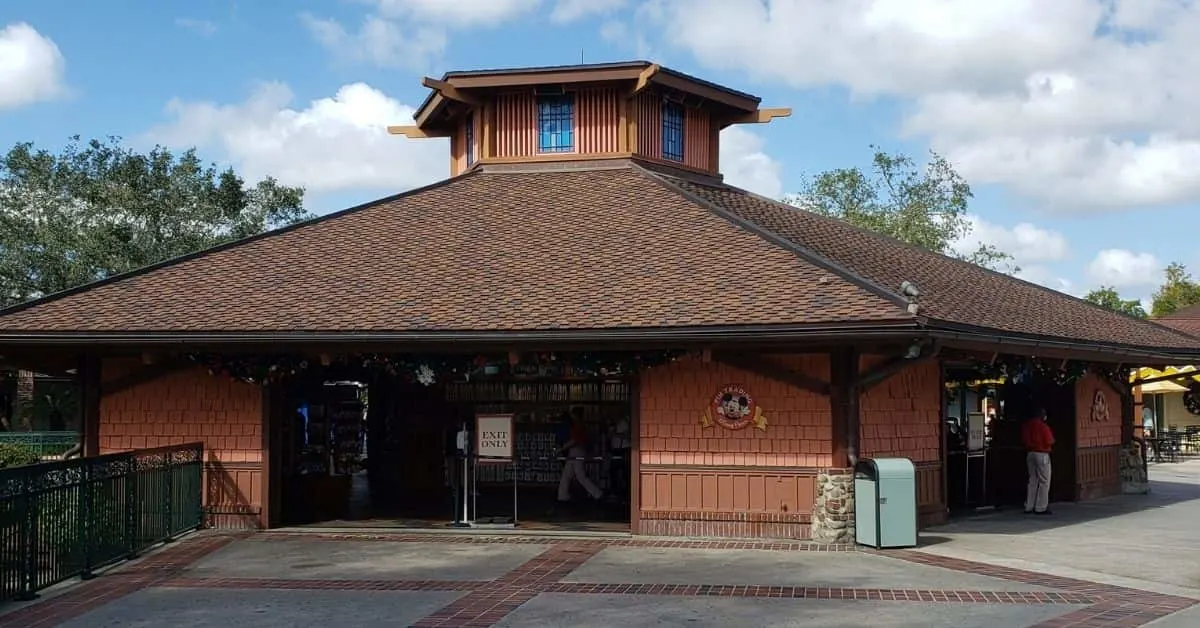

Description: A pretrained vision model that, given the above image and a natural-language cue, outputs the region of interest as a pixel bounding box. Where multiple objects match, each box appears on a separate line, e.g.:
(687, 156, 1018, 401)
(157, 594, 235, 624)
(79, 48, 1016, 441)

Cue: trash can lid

(862, 457, 915, 480)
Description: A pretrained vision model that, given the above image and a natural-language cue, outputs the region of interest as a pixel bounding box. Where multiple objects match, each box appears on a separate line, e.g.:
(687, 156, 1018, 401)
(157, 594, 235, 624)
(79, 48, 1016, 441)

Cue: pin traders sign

(701, 385, 767, 431)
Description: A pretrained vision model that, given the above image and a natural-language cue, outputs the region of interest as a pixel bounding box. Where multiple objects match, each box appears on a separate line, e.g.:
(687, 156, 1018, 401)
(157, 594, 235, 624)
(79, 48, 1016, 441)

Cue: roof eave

(925, 323, 1200, 365)
(0, 321, 924, 348)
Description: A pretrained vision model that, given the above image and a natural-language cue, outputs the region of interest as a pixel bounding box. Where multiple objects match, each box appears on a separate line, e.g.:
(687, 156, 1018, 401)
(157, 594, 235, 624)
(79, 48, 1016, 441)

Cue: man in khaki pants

(1021, 407, 1055, 515)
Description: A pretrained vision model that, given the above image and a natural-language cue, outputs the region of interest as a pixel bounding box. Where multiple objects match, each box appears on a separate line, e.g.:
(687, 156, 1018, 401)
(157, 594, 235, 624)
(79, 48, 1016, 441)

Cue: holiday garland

(1185, 383, 1200, 416)
(188, 350, 692, 386)
(967, 355, 1115, 387)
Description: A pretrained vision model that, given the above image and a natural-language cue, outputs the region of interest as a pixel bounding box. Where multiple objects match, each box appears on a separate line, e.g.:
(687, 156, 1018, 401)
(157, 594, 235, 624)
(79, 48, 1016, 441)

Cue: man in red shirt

(1021, 407, 1055, 515)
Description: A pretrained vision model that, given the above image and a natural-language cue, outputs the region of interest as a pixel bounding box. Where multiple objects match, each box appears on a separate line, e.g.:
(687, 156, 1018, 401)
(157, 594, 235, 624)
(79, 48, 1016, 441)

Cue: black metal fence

(0, 442, 204, 602)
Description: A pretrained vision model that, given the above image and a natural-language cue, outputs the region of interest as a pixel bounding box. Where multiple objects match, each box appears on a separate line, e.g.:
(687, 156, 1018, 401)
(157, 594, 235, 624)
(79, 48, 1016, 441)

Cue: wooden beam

(421, 77, 479, 105)
(633, 63, 661, 94)
(101, 360, 191, 398)
(722, 107, 792, 127)
(386, 125, 450, 139)
(854, 345, 940, 393)
(710, 352, 830, 396)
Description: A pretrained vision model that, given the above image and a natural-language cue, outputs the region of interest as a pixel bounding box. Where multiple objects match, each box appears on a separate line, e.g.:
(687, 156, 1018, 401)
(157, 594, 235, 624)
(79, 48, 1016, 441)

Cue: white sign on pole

(967, 412, 986, 451)
(476, 414, 513, 463)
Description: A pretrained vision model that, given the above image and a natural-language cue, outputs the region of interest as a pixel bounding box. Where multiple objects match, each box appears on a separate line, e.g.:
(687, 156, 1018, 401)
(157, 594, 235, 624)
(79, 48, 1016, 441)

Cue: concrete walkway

(0, 529, 1191, 628)
(919, 459, 1200, 601)
(1, 461, 1197, 627)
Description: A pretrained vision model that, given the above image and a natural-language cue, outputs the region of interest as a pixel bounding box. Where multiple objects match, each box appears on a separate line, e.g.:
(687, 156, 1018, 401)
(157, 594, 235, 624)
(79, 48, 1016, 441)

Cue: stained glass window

(662, 102, 685, 162)
(537, 95, 575, 153)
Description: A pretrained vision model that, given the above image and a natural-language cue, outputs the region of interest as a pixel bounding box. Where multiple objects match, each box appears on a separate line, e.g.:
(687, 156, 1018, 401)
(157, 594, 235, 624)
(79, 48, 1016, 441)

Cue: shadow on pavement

(927, 470, 1200, 537)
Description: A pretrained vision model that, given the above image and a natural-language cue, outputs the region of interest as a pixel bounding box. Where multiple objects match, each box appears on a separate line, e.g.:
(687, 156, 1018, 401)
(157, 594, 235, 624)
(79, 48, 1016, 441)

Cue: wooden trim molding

(639, 510, 811, 524)
(482, 152, 634, 166)
(640, 464, 822, 474)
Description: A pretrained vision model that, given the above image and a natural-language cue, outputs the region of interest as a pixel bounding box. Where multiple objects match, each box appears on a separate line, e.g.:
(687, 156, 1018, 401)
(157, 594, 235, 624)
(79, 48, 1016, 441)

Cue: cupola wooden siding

(389, 61, 790, 177)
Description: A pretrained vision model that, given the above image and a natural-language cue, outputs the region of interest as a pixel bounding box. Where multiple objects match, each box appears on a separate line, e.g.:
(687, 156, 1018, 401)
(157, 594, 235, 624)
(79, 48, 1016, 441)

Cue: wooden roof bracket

(632, 64, 661, 95)
(421, 77, 480, 106)
(387, 125, 450, 139)
(719, 107, 792, 129)
(710, 350, 831, 396)
(855, 341, 941, 394)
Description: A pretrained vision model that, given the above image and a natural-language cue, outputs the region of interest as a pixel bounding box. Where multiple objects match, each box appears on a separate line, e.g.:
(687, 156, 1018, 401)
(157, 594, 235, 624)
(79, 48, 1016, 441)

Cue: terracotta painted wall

(1074, 372, 1122, 500)
(636, 354, 831, 539)
(858, 357, 945, 526)
(100, 360, 264, 528)
(859, 357, 941, 462)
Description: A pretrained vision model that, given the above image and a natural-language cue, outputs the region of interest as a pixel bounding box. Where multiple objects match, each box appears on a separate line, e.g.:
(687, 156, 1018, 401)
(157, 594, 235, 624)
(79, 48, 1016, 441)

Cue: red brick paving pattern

(0, 532, 247, 628)
(0, 531, 1194, 628)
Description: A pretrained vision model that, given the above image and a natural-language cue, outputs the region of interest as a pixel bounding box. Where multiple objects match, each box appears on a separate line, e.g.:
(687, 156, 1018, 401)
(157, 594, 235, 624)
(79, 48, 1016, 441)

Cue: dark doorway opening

(271, 366, 635, 532)
(942, 364, 1078, 514)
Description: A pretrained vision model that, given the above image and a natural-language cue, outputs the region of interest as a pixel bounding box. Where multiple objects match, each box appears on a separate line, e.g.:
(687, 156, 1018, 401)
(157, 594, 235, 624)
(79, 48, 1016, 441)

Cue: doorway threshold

(273, 525, 633, 539)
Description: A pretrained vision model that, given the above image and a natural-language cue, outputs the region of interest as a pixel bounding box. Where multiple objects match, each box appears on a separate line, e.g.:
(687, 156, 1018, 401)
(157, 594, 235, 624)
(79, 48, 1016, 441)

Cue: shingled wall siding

(1075, 372, 1122, 501)
(858, 357, 946, 527)
(636, 354, 831, 539)
(100, 360, 264, 529)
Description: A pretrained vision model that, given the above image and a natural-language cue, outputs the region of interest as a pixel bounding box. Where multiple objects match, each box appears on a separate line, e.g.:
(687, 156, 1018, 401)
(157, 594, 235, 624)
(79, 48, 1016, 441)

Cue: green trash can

(854, 457, 918, 549)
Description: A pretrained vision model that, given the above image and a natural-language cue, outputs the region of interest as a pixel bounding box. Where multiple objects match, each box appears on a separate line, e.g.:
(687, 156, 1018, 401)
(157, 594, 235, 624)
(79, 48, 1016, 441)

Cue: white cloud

(301, 13, 445, 71)
(954, 216, 1070, 265)
(950, 215, 1072, 292)
(0, 22, 67, 110)
(1013, 265, 1074, 295)
(143, 82, 447, 194)
(719, 126, 783, 198)
(175, 18, 218, 37)
(551, 0, 629, 23)
(1085, 249, 1162, 289)
(361, 0, 542, 27)
(638, 0, 1200, 212)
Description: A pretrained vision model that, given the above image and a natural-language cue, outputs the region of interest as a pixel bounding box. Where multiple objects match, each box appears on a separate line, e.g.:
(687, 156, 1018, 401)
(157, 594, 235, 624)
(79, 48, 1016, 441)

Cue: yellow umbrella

(1139, 380, 1191, 393)
(1130, 365, 1200, 385)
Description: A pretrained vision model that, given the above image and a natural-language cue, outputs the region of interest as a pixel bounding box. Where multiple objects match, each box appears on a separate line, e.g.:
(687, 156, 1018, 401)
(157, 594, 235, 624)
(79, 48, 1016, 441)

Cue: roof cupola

(388, 61, 791, 178)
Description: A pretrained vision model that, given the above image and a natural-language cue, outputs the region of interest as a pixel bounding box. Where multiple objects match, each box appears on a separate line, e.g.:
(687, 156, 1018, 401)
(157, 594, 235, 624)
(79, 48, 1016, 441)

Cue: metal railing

(0, 432, 80, 459)
(0, 442, 204, 602)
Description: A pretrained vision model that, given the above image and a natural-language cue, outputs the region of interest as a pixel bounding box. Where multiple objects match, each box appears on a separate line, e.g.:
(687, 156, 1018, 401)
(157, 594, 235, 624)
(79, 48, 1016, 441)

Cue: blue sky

(3, 0, 1198, 308)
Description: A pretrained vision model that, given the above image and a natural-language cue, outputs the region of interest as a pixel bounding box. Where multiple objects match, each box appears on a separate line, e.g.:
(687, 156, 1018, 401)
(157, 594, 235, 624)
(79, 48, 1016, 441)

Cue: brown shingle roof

(2, 159, 1197, 357)
(0, 164, 908, 333)
(648, 169, 1200, 351)
(1157, 304, 1200, 338)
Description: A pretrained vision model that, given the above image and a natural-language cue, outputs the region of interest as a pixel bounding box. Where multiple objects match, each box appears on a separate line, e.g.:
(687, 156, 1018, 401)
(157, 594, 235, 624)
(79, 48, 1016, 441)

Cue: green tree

(1083, 286, 1147, 318)
(1150, 262, 1200, 318)
(0, 135, 310, 307)
(783, 148, 1015, 273)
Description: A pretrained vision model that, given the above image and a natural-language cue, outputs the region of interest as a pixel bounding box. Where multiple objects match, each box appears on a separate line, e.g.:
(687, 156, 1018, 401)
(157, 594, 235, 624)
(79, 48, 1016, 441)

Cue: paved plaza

(2, 460, 1198, 628)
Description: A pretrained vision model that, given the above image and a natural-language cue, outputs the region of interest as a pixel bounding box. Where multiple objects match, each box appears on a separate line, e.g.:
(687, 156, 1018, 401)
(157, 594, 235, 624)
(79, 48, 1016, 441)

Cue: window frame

(536, 93, 576, 154)
(661, 101, 685, 162)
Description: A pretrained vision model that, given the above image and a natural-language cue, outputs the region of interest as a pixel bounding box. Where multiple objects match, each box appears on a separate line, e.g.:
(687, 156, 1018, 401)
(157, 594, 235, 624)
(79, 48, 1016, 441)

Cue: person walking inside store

(557, 408, 604, 504)
(1022, 407, 1055, 515)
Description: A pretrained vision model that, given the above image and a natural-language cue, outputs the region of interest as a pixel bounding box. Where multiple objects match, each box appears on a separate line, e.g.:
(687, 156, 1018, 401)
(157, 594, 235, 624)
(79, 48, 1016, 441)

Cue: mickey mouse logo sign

(1090, 390, 1110, 422)
(701, 385, 768, 431)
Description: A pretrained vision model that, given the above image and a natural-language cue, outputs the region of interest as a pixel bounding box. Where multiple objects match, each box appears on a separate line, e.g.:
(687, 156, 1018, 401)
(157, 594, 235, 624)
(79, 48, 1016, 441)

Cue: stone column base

(1119, 443, 1149, 495)
(810, 469, 855, 545)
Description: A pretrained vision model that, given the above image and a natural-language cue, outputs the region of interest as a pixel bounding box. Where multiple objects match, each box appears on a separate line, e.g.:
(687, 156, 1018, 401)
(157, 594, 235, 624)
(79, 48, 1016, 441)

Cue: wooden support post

(829, 348, 859, 469)
(78, 354, 101, 457)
